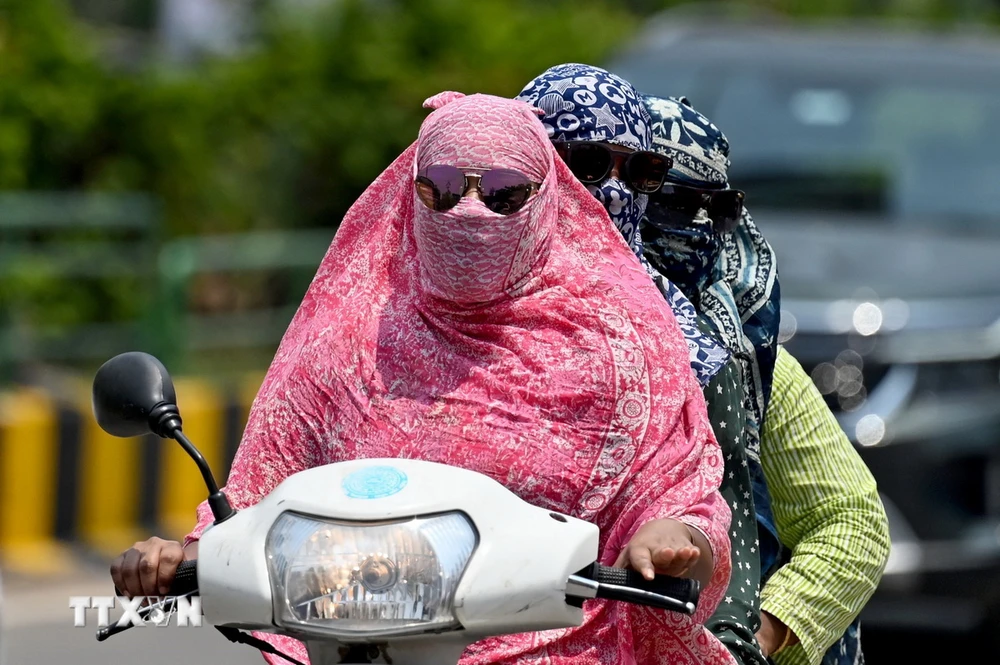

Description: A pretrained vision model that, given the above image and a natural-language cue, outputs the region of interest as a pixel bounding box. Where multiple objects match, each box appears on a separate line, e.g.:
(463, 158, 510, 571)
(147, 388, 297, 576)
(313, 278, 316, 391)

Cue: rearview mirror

(91, 351, 234, 523)
(92, 351, 179, 438)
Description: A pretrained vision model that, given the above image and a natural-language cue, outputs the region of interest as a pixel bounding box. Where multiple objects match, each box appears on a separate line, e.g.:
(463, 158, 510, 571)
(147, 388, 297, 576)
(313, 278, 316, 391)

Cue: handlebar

(590, 563, 700, 604)
(567, 563, 700, 615)
(97, 558, 698, 643)
(168, 559, 199, 596)
(96, 559, 199, 642)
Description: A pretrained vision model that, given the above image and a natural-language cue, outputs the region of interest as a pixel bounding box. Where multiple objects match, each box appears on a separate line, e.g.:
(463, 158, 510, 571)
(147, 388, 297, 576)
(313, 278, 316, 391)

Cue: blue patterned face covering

(643, 205, 722, 296)
(517, 64, 731, 388)
(586, 179, 648, 256)
(516, 63, 651, 258)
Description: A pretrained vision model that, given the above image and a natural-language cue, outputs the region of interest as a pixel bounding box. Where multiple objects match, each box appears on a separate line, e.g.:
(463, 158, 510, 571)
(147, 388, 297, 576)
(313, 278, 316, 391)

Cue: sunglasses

(649, 183, 746, 233)
(415, 164, 540, 216)
(553, 141, 672, 194)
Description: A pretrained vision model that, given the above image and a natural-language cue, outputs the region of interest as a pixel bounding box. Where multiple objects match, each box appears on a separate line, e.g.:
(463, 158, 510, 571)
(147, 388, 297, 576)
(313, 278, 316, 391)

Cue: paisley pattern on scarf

(184, 92, 736, 665)
(517, 64, 729, 387)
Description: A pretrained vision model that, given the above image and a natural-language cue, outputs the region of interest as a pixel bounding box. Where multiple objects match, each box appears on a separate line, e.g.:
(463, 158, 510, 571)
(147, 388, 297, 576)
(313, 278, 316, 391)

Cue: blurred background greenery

(3, 0, 998, 382)
(4, 4, 1000, 660)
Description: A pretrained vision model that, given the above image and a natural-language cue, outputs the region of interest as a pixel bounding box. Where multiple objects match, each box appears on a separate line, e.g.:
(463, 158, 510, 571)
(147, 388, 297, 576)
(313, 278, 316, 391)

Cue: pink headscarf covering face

(185, 92, 735, 665)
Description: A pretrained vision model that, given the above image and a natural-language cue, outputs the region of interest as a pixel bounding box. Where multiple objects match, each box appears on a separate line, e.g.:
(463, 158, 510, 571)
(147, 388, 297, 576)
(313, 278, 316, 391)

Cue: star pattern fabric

(818, 620, 864, 665)
(698, 319, 769, 665)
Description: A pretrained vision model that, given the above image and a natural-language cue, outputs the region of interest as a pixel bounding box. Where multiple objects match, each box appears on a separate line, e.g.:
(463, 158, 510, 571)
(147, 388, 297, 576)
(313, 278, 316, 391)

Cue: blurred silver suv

(608, 8, 1000, 657)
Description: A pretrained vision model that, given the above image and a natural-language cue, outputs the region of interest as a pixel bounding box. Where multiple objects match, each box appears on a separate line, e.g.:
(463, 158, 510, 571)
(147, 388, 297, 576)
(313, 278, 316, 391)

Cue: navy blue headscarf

(642, 95, 780, 463)
(515, 63, 652, 258)
(517, 64, 730, 386)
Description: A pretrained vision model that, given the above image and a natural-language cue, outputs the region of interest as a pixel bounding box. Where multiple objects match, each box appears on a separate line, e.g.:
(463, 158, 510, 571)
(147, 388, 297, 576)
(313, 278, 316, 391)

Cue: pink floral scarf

(185, 92, 734, 665)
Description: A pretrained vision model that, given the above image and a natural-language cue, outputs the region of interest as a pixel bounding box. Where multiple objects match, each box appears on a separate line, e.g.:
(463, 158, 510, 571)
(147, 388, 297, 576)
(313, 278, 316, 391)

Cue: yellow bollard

(158, 378, 225, 541)
(77, 391, 144, 558)
(239, 371, 267, 431)
(0, 388, 76, 575)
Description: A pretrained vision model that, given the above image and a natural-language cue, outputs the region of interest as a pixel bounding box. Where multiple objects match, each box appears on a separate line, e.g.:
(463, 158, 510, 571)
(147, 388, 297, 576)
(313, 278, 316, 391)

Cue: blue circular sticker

(342, 466, 408, 500)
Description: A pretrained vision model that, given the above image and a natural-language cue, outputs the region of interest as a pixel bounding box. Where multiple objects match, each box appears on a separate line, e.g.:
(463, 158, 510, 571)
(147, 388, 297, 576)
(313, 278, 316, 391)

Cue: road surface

(1, 556, 260, 665)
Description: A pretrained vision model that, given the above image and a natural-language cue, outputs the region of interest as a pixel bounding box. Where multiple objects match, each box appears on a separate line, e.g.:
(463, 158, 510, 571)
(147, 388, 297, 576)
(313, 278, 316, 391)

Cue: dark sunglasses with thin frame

(415, 164, 540, 216)
(648, 183, 746, 233)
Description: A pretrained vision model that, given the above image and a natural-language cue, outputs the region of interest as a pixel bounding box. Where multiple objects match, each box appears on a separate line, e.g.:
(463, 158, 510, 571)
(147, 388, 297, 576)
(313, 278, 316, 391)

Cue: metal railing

(0, 193, 162, 382)
(0, 192, 333, 382)
(154, 229, 332, 371)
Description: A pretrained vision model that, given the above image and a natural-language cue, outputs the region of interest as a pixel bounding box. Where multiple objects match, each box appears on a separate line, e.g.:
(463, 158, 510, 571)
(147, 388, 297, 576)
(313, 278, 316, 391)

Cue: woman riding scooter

(111, 91, 739, 665)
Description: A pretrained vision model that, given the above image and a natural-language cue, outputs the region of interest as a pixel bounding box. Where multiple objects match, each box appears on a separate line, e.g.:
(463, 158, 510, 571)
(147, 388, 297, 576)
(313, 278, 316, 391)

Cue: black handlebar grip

(112, 559, 199, 598)
(591, 564, 700, 605)
(100, 560, 200, 642)
(170, 559, 199, 596)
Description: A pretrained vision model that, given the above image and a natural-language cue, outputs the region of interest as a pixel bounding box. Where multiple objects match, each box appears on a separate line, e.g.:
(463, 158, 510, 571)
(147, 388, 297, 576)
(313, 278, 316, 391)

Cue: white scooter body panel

(198, 458, 599, 640)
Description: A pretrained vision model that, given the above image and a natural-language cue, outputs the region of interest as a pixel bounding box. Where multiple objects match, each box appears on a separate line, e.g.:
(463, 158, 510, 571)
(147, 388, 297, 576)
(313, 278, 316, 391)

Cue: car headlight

(266, 511, 477, 638)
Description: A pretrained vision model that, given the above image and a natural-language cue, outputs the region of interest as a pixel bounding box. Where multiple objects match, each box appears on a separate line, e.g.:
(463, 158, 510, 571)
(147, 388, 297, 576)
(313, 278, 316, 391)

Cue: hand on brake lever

(613, 518, 701, 581)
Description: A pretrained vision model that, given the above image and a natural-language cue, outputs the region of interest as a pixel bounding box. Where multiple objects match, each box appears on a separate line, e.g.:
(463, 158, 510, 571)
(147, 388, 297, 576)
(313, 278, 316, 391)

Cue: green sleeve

(759, 347, 891, 665)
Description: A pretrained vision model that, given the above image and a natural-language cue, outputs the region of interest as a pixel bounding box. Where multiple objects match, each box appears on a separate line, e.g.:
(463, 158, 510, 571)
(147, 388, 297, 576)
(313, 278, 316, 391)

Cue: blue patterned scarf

(516, 64, 729, 385)
(516, 62, 652, 257)
(641, 95, 780, 463)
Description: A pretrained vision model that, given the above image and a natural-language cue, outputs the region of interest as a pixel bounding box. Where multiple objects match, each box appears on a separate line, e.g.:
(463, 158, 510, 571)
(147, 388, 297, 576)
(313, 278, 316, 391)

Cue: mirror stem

(162, 421, 236, 524)
(173, 429, 221, 495)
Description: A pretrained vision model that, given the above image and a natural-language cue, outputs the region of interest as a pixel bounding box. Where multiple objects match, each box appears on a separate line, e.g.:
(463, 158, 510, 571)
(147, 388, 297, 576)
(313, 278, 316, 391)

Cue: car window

(611, 60, 703, 104)
(706, 68, 1000, 231)
(875, 87, 1000, 224)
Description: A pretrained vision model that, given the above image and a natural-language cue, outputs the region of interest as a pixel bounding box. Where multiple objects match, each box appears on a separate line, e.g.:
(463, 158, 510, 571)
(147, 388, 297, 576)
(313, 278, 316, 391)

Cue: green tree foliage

(0, 1, 111, 189)
(0, 0, 636, 367)
(5, 0, 995, 234)
(2, 0, 637, 235)
(2, 0, 997, 374)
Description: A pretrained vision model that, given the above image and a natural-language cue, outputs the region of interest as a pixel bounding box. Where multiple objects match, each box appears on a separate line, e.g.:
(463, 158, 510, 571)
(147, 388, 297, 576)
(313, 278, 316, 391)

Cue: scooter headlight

(266, 511, 477, 638)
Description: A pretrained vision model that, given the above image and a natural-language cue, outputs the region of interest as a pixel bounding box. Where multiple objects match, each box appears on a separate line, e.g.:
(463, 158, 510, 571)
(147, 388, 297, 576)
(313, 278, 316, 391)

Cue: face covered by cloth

(642, 93, 780, 460)
(641, 95, 731, 295)
(412, 91, 557, 305)
(518, 66, 732, 388)
(515, 63, 652, 258)
(181, 90, 735, 665)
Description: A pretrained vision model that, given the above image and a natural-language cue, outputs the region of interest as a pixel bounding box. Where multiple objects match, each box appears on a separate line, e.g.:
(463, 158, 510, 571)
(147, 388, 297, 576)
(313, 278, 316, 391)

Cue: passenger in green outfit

(517, 63, 890, 665)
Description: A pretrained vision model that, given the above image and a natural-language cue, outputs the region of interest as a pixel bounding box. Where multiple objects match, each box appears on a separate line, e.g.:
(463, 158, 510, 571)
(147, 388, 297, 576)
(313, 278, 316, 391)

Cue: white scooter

(92, 352, 700, 665)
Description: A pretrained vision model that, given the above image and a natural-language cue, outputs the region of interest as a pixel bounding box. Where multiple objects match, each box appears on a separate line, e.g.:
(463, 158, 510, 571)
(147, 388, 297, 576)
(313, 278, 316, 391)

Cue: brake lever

(95, 592, 197, 641)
